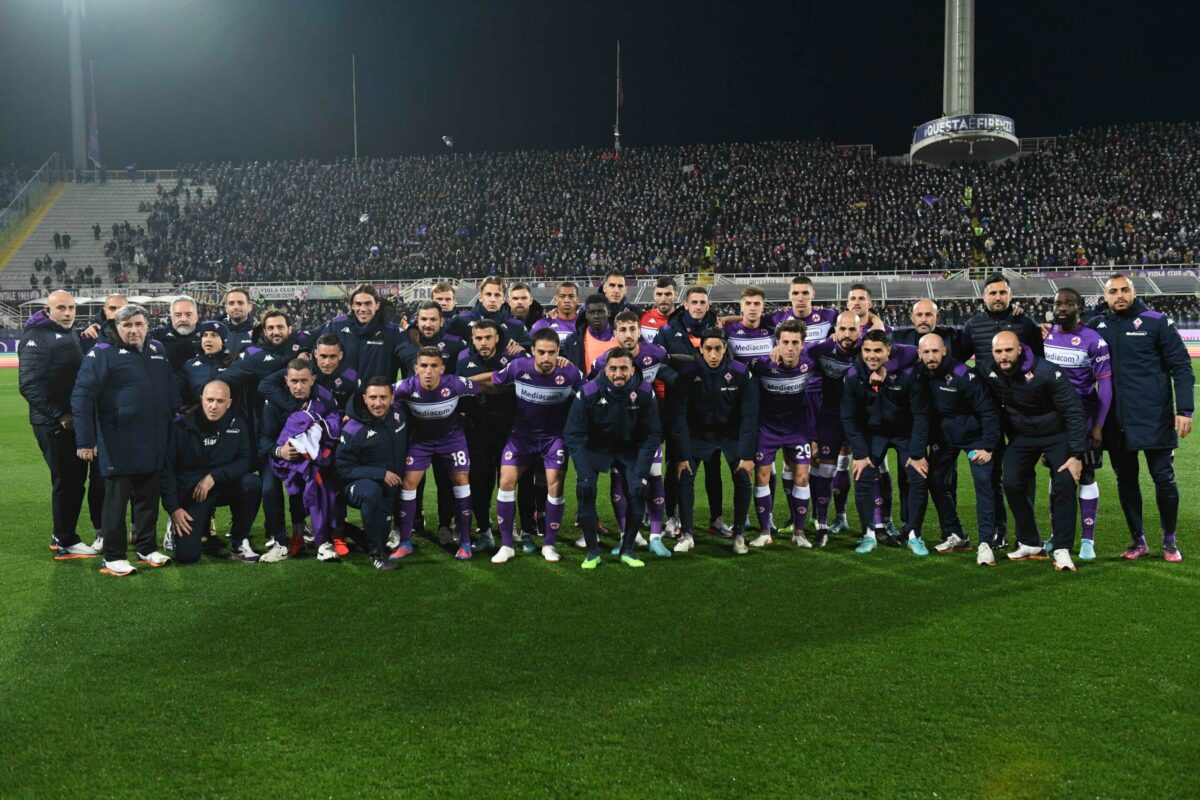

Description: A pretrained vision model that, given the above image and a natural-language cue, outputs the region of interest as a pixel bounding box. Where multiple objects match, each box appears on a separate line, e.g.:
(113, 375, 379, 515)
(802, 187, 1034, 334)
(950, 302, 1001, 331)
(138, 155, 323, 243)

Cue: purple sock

(1163, 532, 1177, 549)
(399, 490, 417, 543)
(832, 468, 850, 517)
(454, 487, 473, 546)
(812, 472, 832, 525)
(873, 483, 884, 528)
(496, 490, 516, 548)
(1079, 491, 1098, 543)
(647, 475, 665, 535)
(544, 495, 565, 546)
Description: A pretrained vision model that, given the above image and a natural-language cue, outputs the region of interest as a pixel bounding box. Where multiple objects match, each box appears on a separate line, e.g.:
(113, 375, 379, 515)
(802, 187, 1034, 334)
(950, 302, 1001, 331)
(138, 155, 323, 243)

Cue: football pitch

(0, 367, 1196, 798)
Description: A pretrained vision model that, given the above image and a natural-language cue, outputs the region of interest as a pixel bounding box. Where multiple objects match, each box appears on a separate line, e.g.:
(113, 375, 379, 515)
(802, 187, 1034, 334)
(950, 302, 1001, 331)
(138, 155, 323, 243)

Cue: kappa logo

(521, 373, 532, 380)
(598, 397, 608, 405)
(366, 430, 376, 438)
(25, 341, 36, 347)
(341, 327, 351, 333)
(1097, 322, 1107, 328)
(55, 333, 62, 339)
(264, 355, 274, 362)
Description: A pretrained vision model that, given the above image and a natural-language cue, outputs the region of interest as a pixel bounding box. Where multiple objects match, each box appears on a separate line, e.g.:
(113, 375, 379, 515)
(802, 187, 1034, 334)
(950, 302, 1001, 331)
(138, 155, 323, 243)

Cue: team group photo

(2, 0, 1197, 796)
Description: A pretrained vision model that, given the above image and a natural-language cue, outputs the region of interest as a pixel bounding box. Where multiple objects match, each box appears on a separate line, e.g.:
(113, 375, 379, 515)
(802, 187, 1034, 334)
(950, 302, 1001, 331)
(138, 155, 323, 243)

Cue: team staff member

(79, 293, 127, 352)
(161, 381, 263, 564)
(259, 333, 361, 414)
(916, 333, 1002, 564)
(19, 290, 104, 557)
(958, 274, 1045, 547)
(181, 321, 236, 406)
(671, 330, 759, 555)
(1088, 274, 1193, 562)
(840, 330, 932, 556)
(222, 288, 257, 355)
(337, 379, 408, 571)
(892, 299, 958, 350)
(447, 276, 531, 352)
(71, 304, 179, 576)
(150, 296, 201, 370)
(984, 332, 1086, 572)
(564, 348, 662, 569)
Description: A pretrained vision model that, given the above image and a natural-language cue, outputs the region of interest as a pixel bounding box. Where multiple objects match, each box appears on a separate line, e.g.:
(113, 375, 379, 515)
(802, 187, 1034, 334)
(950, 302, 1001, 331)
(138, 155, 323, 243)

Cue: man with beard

(806, 311, 863, 544)
(531, 281, 581, 344)
(258, 333, 361, 412)
(1087, 274, 1193, 562)
(456, 320, 519, 553)
(1042, 288, 1112, 560)
(162, 381, 262, 564)
(958, 274, 1045, 547)
(406, 301, 465, 368)
(562, 294, 618, 376)
(670, 330, 758, 555)
(150, 296, 201, 370)
(984, 332, 1086, 572)
(337, 379, 407, 571)
(507, 281, 545, 328)
(468, 328, 584, 563)
(431, 282, 459, 321)
(840, 330, 932, 556)
(892, 299, 958, 350)
(20, 290, 104, 557)
(916, 333, 1002, 565)
(222, 288, 257, 356)
(221, 309, 312, 422)
(639, 277, 677, 343)
(71, 304, 178, 576)
(565, 348, 662, 569)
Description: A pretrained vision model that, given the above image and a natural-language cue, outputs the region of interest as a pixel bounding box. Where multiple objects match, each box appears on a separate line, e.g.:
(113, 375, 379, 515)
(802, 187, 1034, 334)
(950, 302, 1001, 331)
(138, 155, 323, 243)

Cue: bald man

(80, 293, 128, 352)
(983, 331, 1086, 571)
(19, 290, 104, 557)
(892, 299, 958, 351)
(162, 380, 263, 564)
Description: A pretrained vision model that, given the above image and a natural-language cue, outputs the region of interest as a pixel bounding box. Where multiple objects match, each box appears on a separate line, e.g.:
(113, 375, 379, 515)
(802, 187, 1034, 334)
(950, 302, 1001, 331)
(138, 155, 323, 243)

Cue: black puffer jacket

(982, 345, 1086, 455)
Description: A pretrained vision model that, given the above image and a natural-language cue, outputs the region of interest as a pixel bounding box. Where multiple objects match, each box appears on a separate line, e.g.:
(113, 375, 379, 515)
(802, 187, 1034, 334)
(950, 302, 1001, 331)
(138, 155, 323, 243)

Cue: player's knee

(576, 477, 597, 504)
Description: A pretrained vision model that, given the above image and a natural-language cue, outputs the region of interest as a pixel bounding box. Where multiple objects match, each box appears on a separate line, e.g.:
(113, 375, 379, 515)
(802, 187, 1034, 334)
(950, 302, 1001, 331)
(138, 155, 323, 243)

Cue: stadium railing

(0, 154, 69, 260)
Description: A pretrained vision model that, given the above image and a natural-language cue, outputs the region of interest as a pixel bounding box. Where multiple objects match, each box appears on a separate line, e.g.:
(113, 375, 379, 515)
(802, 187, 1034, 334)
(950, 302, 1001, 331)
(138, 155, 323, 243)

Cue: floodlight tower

(910, 0, 1018, 166)
(65, 0, 87, 172)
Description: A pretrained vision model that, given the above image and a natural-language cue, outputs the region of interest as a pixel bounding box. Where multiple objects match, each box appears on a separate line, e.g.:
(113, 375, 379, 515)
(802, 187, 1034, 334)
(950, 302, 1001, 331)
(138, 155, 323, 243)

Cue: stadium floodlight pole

(65, 0, 87, 173)
(613, 40, 622, 154)
(352, 53, 359, 162)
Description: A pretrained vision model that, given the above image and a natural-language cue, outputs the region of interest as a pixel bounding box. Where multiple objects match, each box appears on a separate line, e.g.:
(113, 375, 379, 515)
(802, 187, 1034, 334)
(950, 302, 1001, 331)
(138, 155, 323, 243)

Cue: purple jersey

(725, 320, 776, 364)
(393, 374, 479, 441)
(772, 307, 838, 345)
(1044, 325, 1112, 417)
(752, 354, 816, 438)
(593, 341, 668, 383)
(531, 317, 578, 344)
(493, 356, 583, 437)
(808, 338, 857, 409)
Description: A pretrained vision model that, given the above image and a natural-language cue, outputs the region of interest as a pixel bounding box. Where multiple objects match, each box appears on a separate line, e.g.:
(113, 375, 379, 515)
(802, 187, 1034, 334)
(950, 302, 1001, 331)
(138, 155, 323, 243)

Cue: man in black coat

(891, 299, 958, 351)
(71, 304, 180, 576)
(446, 276, 531, 353)
(336, 378, 408, 570)
(984, 332, 1086, 571)
(917, 333, 1002, 564)
(150, 296, 201, 370)
(19, 290, 104, 557)
(1088, 274, 1194, 562)
(162, 381, 262, 564)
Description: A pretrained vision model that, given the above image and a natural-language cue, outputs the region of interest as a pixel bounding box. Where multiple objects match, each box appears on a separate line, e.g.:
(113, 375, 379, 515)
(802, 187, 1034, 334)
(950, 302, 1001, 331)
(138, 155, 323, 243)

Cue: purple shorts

(814, 411, 846, 459)
(755, 428, 812, 467)
(502, 433, 568, 471)
(405, 433, 470, 473)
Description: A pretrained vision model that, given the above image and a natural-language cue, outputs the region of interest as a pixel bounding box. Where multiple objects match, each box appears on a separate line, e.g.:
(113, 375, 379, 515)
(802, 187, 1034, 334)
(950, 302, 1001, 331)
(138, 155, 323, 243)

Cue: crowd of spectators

(126, 122, 1197, 285)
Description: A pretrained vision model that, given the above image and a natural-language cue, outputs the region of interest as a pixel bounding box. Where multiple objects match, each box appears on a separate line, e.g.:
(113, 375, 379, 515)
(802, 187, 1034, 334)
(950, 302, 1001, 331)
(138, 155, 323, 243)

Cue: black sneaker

(371, 550, 399, 571)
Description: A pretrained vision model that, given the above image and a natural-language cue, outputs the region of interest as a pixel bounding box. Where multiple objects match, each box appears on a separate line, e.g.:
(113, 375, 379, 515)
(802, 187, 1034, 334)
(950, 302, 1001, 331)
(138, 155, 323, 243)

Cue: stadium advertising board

(0, 338, 18, 369)
(913, 114, 1015, 143)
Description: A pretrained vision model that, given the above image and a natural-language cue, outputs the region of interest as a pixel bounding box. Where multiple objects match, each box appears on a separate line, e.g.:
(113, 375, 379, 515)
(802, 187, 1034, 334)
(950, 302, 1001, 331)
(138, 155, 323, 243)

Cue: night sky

(1, 0, 1195, 167)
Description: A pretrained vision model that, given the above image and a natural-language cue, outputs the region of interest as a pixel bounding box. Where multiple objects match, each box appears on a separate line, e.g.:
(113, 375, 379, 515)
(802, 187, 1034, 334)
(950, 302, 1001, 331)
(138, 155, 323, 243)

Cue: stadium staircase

(0, 182, 168, 290)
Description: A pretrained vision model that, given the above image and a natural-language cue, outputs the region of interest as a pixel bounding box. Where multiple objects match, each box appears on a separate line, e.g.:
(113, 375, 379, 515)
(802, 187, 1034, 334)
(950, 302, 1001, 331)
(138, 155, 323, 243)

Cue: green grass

(0, 367, 1197, 798)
